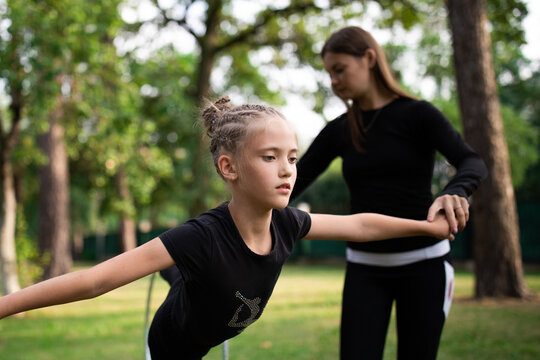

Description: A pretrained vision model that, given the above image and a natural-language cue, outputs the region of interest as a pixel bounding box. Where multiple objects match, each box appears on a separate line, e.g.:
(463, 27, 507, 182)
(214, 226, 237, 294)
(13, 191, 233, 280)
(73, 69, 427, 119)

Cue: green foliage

(432, 96, 539, 190)
(15, 208, 43, 287)
(501, 71, 540, 200)
(2, 0, 146, 238)
(128, 48, 223, 223)
(371, 0, 529, 96)
(501, 105, 539, 188)
(487, 0, 529, 82)
(375, 0, 435, 30)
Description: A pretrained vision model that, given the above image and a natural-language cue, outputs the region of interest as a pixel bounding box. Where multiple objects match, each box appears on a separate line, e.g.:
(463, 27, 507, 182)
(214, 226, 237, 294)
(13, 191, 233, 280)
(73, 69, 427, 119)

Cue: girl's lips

(276, 183, 291, 193)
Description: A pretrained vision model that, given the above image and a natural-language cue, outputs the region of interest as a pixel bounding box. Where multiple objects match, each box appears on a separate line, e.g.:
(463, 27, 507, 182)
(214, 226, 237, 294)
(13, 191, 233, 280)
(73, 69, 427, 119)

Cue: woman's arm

(421, 101, 487, 232)
(0, 237, 174, 319)
(290, 118, 342, 200)
(305, 212, 453, 242)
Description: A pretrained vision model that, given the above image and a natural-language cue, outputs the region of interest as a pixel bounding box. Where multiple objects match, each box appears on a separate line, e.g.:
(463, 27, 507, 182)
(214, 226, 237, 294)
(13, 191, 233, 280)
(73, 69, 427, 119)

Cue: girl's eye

(289, 157, 298, 164)
(263, 155, 275, 161)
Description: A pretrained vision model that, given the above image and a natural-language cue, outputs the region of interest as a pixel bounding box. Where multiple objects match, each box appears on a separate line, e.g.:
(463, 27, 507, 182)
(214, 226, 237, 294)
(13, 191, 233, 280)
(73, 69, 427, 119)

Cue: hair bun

(202, 96, 232, 136)
(214, 96, 231, 109)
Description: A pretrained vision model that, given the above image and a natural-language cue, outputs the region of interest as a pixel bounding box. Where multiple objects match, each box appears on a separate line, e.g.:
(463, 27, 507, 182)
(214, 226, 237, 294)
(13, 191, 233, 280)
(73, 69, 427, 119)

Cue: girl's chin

(272, 199, 290, 210)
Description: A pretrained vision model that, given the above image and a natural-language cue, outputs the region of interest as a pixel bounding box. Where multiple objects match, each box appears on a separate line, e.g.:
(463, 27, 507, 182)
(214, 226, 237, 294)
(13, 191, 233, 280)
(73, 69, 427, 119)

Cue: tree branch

(150, 0, 200, 41)
(214, 1, 324, 54)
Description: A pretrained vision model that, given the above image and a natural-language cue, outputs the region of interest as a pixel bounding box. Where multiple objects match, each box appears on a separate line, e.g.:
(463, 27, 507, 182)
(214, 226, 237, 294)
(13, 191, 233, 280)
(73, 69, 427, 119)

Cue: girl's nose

(280, 160, 294, 177)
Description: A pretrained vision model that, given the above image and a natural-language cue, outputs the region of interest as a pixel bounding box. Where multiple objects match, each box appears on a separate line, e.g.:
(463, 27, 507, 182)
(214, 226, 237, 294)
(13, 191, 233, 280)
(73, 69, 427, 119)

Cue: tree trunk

(0, 150, 20, 295)
(38, 109, 72, 279)
(188, 0, 223, 217)
(0, 88, 23, 295)
(72, 225, 84, 259)
(115, 167, 137, 251)
(447, 0, 528, 298)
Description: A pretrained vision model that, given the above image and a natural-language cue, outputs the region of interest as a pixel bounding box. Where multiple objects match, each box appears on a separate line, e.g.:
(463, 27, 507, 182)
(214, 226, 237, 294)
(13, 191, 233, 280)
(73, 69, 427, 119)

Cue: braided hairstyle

(201, 96, 286, 178)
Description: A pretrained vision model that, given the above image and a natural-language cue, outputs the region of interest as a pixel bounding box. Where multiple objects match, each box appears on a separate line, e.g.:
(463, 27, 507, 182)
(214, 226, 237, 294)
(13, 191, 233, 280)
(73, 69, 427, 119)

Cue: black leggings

(340, 254, 454, 360)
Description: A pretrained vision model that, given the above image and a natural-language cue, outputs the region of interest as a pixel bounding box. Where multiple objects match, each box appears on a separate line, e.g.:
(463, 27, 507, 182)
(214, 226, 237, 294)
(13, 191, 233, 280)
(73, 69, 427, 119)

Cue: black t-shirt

(292, 97, 487, 253)
(158, 202, 311, 347)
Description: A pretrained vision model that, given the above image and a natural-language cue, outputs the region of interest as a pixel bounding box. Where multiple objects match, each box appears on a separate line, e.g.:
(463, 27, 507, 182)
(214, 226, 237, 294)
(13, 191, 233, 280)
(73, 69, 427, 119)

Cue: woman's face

(323, 51, 373, 101)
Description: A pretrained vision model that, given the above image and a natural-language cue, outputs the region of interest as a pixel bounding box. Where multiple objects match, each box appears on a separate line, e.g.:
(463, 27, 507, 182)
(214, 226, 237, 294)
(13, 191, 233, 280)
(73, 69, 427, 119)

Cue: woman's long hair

(321, 26, 415, 151)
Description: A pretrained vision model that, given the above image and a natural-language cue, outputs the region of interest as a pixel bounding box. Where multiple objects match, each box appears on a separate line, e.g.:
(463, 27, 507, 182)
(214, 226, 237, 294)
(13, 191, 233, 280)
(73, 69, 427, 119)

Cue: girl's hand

(427, 194, 469, 234)
(429, 212, 455, 241)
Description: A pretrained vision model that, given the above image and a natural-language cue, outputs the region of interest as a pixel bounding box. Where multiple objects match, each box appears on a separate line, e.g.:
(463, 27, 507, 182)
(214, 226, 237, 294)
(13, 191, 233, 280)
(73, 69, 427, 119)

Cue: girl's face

(323, 51, 374, 101)
(233, 116, 298, 210)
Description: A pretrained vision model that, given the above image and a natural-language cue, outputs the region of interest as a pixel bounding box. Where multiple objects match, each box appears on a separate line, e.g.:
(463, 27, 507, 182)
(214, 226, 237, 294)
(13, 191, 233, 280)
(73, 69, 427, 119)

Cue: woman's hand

(427, 194, 469, 234)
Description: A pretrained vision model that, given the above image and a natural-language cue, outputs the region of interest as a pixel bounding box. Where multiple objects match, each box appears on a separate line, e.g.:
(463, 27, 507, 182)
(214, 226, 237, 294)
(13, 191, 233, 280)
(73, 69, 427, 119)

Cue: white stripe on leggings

(443, 260, 454, 318)
(346, 240, 450, 267)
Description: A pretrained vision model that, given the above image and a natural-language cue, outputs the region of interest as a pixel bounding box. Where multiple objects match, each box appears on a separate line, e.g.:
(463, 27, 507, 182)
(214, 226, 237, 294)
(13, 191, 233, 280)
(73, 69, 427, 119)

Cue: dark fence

(80, 229, 163, 261)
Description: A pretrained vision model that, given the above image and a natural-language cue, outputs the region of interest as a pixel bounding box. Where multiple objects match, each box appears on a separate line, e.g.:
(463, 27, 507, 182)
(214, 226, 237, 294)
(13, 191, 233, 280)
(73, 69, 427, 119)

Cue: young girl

(0, 97, 453, 359)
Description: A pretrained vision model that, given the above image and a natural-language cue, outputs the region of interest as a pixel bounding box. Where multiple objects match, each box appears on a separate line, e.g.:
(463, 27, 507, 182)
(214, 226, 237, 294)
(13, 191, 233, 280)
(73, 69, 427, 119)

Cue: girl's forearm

(0, 238, 174, 320)
(357, 213, 434, 241)
(306, 213, 449, 242)
(0, 269, 97, 319)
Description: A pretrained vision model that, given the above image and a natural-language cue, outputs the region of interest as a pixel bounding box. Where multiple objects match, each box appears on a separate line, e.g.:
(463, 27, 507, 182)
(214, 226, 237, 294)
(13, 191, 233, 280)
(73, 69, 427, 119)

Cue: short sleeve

(290, 207, 312, 240)
(159, 220, 212, 282)
(279, 206, 312, 242)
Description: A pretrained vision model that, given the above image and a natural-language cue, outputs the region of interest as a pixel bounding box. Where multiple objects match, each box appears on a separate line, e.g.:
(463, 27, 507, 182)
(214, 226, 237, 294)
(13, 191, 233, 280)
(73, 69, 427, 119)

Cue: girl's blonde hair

(201, 96, 286, 177)
(321, 26, 415, 151)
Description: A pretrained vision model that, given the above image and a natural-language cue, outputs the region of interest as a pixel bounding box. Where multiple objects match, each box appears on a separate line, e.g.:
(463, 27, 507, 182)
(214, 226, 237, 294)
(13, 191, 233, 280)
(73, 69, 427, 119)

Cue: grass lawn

(1, 262, 539, 359)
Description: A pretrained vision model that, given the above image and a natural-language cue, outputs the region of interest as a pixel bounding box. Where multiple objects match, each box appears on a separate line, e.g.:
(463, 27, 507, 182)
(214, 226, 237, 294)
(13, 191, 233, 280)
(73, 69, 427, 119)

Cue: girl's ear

(218, 154, 238, 181)
(366, 48, 377, 69)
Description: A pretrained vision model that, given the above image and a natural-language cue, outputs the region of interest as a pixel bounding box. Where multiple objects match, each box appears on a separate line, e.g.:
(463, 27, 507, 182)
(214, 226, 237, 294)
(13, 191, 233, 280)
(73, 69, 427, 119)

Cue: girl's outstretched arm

(0, 237, 174, 319)
(305, 212, 453, 242)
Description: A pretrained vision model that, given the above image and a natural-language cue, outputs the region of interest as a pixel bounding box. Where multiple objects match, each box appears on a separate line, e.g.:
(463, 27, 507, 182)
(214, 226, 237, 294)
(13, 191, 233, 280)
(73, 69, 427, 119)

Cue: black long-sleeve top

(291, 97, 487, 253)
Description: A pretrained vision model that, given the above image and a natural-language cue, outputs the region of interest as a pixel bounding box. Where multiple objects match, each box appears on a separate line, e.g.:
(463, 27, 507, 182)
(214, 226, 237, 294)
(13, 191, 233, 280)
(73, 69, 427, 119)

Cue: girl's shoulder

(272, 206, 312, 239)
(163, 203, 231, 240)
(274, 205, 309, 221)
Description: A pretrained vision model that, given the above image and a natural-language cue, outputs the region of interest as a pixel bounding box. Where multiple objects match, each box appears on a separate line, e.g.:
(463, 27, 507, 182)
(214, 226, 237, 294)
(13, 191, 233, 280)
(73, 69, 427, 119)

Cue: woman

(291, 27, 487, 359)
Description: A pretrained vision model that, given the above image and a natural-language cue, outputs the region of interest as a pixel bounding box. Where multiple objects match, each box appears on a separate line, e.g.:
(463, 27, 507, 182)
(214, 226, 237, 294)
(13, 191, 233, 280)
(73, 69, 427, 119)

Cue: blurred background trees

(0, 0, 538, 299)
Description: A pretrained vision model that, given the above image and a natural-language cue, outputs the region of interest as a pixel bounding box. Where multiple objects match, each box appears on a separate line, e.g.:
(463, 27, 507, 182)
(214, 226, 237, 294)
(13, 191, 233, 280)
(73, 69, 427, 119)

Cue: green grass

(1, 263, 539, 359)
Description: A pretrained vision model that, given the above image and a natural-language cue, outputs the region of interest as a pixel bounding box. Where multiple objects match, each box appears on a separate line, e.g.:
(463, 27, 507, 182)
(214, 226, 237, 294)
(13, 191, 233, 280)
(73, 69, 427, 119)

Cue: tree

(0, 67, 23, 295)
(25, 0, 91, 278)
(447, 0, 529, 297)
(122, 0, 360, 216)
(2, 0, 143, 279)
(128, 50, 212, 225)
(0, 0, 29, 294)
(37, 93, 72, 279)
